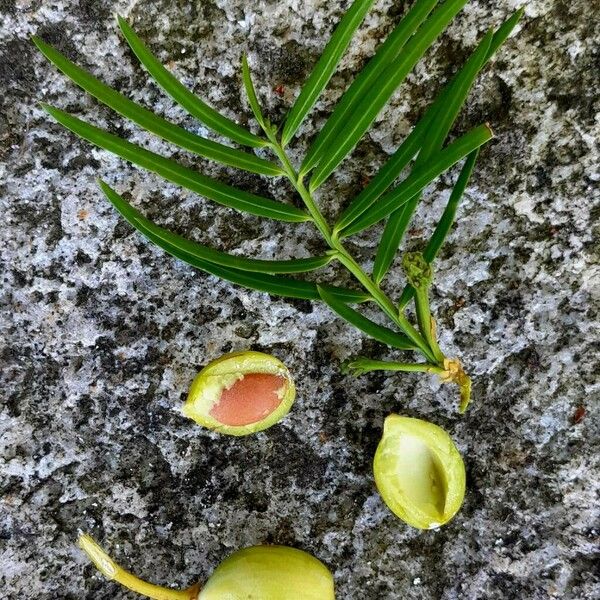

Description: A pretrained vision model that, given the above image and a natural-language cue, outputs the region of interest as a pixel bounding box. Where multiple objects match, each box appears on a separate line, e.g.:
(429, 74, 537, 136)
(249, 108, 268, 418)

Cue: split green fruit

(373, 415, 466, 529)
(79, 534, 335, 600)
(182, 351, 295, 436)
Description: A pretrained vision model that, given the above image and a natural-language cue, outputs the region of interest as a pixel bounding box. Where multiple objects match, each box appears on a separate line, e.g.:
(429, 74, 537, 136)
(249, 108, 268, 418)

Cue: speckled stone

(1, 1, 599, 599)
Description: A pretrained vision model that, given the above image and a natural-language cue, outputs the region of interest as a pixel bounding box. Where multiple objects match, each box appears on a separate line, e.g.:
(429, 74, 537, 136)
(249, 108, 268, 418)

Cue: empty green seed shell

(373, 414, 466, 529)
(182, 351, 295, 436)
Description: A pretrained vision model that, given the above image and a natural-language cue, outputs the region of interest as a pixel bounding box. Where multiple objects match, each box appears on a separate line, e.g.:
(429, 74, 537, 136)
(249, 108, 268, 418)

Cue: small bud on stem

(402, 252, 432, 290)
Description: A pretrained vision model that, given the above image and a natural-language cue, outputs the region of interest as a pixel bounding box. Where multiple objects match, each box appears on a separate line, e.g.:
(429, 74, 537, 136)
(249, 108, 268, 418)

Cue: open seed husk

(373, 414, 466, 529)
(182, 350, 295, 436)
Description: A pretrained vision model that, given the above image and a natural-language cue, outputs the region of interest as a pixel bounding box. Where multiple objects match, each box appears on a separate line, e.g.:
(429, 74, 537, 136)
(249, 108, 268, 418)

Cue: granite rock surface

(1, 0, 599, 598)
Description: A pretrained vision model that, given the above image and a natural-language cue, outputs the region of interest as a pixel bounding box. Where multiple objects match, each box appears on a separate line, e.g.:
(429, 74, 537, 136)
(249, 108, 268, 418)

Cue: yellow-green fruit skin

(197, 545, 335, 600)
(182, 351, 295, 436)
(373, 414, 466, 529)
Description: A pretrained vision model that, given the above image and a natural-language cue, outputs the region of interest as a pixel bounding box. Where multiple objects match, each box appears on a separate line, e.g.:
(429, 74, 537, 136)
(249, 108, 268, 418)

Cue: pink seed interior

(209, 373, 287, 426)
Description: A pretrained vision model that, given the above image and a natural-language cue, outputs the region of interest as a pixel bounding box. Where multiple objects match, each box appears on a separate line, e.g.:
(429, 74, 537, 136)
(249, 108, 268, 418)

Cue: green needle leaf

(102, 206, 368, 302)
(191, 260, 358, 302)
(281, 0, 375, 147)
(485, 7, 524, 60)
(339, 124, 493, 236)
(99, 180, 332, 274)
(301, 0, 437, 175)
(143, 233, 357, 301)
(308, 0, 469, 191)
(421, 149, 479, 264)
(336, 8, 518, 234)
(117, 15, 265, 148)
(372, 193, 420, 283)
(173, 249, 370, 302)
(334, 115, 432, 234)
(372, 29, 494, 283)
(371, 9, 523, 283)
(32, 37, 283, 177)
(372, 197, 409, 280)
(241, 55, 266, 128)
(397, 149, 479, 309)
(417, 30, 493, 163)
(42, 105, 309, 223)
(317, 285, 416, 349)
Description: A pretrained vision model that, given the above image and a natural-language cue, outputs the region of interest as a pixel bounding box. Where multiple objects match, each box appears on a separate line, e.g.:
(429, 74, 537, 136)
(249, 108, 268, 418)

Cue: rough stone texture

(1, 0, 599, 598)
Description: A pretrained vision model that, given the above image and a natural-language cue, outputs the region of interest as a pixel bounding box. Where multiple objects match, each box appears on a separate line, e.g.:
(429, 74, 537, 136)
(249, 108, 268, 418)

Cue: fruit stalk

(78, 535, 200, 600)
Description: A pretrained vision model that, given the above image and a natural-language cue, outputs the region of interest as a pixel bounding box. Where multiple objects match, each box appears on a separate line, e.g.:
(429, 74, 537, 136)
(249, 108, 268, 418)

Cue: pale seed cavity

(385, 432, 447, 521)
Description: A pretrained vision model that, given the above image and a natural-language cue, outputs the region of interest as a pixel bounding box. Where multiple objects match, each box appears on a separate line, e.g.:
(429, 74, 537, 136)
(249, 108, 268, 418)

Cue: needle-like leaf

(349, 8, 523, 221)
(484, 7, 524, 60)
(180, 254, 371, 302)
(371, 29, 494, 282)
(333, 114, 432, 235)
(241, 55, 266, 128)
(142, 232, 365, 301)
(281, 0, 375, 147)
(418, 31, 493, 163)
(301, 0, 438, 175)
(308, 0, 469, 191)
(117, 15, 265, 148)
(33, 37, 283, 177)
(339, 124, 493, 236)
(42, 105, 309, 223)
(397, 149, 479, 309)
(372, 194, 418, 282)
(103, 203, 368, 302)
(99, 180, 332, 274)
(190, 260, 370, 303)
(317, 286, 416, 349)
(371, 10, 522, 283)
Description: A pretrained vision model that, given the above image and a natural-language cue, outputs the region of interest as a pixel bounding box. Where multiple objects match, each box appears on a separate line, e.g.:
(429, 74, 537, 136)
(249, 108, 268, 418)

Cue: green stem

(414, 287, 445, 362)
(345, 357, 445, 375)
(269, 136, 333, 244)
(266, 133, 439, 365)
(333, 247, 437, 362)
